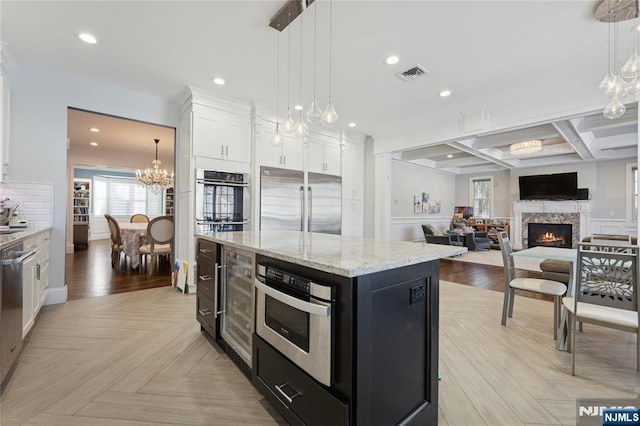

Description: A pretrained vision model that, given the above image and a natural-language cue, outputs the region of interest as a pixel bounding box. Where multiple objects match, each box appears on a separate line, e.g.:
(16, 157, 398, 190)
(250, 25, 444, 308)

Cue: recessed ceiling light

(438, 90, 452, 97)
(385, 55, 400, 65)
(294, 104, 304, 111)
(348, 122, 357, 128)
(78, 33, 97, 44)
(213, 77, 225, 85)
(89, 127, 100, 133)
(90, 142, 98, 146)
(446, 154, 453, 158)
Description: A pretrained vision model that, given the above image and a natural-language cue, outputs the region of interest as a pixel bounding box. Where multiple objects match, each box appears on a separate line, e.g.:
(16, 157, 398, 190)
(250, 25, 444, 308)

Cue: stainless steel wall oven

(255, 263, 335, 387)
(195, 169, 248, 232)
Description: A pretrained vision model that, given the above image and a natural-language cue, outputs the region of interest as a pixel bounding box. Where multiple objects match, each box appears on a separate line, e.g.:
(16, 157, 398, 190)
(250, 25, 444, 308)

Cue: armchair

(463, 232, 491, 251)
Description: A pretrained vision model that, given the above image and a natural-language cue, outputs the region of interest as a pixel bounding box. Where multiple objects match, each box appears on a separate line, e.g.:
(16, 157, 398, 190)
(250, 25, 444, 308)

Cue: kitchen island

(195, 230, 465, 426)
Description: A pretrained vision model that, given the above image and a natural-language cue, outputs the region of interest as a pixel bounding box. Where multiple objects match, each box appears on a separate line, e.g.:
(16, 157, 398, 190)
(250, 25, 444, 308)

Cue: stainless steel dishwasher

(1, 242, 35, 387)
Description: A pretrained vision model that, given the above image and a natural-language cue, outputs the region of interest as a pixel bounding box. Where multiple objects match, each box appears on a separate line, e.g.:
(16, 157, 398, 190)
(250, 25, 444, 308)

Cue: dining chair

(497, 231, 567, 339)
(130, 213, 150, 223)
(139, 215, 174, 272)
(104, 214, 123, 268)
(563, 242, 639, 375)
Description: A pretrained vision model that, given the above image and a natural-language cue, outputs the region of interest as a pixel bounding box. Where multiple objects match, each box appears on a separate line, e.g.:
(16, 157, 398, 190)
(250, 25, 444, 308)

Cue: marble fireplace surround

(512, 201, 591, 250)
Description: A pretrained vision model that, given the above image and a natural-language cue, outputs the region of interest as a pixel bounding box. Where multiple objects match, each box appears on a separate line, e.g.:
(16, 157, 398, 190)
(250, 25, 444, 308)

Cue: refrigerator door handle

(308, 186, 312, 232)
(299, 185, 305, 231)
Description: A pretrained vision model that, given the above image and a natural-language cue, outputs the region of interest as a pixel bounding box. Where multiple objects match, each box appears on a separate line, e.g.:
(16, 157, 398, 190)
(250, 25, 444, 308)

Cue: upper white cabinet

(192, 104, 251, 164)
(259, 123, 304, 171)
(308, 136, 341, 175)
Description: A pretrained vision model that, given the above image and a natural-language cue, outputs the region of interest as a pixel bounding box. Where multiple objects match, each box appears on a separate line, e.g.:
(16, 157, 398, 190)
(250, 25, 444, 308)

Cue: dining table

(119, 222, 148, 269)
(512, 246, 577, 351)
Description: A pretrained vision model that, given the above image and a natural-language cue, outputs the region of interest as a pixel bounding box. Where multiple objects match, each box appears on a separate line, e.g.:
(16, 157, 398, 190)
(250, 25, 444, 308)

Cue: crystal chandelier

(510, 140, 543, 157)
(136, 139, 174, 194)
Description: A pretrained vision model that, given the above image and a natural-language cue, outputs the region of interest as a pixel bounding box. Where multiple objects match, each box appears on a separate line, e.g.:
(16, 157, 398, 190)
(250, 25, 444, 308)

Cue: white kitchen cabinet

(259, 124, 303, 171)
(192, 104, 251, 164)
(22, 236, 38, 338)
(21, 231, 50, 338)
(343, 199, 364, 237)
(341, 142, 365, 237)
(38, 231, 50, 308)
(308, 137, 341, 175)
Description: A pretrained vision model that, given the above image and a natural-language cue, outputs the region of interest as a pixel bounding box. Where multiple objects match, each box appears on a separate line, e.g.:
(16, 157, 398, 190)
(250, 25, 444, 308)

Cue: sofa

(539, 235, 637, 284)
(422, 225, 489, 251)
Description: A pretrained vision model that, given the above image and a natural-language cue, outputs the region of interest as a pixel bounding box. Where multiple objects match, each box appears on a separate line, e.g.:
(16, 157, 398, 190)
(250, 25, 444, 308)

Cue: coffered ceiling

(2, 1, 638, 174)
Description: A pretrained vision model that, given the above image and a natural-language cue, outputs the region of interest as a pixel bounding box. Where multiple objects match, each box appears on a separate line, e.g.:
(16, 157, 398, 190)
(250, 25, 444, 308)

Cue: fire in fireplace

(528, 223, 572, 248)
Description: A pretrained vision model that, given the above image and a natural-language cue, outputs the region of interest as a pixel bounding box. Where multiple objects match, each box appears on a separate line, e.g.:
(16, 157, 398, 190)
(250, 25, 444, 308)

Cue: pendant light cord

(276, 25, 280, 126)
(328, 0, 333, 99)
(313, 1, 317, 94)
(287, 13, 292, 111)
(299, 14, 303, 104)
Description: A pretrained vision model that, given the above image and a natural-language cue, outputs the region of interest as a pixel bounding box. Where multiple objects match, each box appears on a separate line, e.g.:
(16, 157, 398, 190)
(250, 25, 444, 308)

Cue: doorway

(66, 108, 176, 299)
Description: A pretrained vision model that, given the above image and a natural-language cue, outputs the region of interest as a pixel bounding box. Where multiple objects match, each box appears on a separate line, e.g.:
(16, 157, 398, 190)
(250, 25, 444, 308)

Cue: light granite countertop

(0, 227, 52, 250)
(196, 230, 466, 277)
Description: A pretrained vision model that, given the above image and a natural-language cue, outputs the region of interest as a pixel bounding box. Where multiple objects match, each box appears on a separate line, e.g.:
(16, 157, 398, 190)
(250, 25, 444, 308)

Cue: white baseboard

(44, 285, 68, 305)
(66, 243, 74, 254)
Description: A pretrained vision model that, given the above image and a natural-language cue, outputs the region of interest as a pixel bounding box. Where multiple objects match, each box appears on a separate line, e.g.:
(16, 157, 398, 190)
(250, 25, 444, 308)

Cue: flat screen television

(518, 172, 578, 200)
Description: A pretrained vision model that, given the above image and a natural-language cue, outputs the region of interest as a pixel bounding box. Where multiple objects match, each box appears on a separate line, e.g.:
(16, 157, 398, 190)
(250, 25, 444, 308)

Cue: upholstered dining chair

(562, 242, 639, 375)
(104, 214, 123, 268)
(130, 213, 150, 223)
(497, 231, 567, 339)
(139, 215, 174, 272)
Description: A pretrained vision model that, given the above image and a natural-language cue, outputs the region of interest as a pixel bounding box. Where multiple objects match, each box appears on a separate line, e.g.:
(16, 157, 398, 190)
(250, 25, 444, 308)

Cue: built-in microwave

(254, 263, 335, 387)
(195, 169, 249, 233)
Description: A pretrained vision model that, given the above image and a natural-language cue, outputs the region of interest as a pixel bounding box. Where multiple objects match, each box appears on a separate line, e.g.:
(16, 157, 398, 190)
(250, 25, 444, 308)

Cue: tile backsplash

(0, 181, 53, 227)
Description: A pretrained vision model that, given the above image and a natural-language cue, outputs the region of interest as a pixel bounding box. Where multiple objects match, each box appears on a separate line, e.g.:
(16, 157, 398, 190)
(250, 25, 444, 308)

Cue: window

(93, 176, 164, 217)
(626, 163, 637, 224)
(470, 177, 493, 218)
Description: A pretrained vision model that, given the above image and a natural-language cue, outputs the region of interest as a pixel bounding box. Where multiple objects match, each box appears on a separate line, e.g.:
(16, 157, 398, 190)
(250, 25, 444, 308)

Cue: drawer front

(196, 292, 216, 335)
(197, 260, 216, 297)
(197, 239, 216, 262)
(254, 336, 348, 426)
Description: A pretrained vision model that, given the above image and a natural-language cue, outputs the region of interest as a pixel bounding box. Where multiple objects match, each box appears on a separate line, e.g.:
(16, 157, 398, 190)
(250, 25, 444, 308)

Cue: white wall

(390, 159, 455, 241)
(8, 64, 180, 303)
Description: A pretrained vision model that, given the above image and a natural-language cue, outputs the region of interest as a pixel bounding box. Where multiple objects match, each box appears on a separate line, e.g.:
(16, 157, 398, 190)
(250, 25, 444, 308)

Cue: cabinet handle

(279, 155, 282, 164)
(283, 155, 286, 164)
(199, 248, 212, 253)
(198, 308, 212, 317)
(37, 263, 41, 281)
(221, 145, 225, 155)
(225, 145, 229, 156)
(199, 275, 212, 281)
(274, 383, 301, 404)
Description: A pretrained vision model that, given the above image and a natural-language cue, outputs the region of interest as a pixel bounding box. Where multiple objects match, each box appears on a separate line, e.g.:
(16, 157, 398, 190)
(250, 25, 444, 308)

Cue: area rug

(447, 248, 542, 272)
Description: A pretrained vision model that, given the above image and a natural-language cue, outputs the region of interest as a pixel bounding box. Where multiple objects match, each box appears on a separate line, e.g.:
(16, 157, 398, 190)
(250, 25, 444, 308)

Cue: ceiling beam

(447, 140, 516, 169)
(575, 109, 637, 133)
(551, 120, 595, 160)
(471, 124, 559, 149)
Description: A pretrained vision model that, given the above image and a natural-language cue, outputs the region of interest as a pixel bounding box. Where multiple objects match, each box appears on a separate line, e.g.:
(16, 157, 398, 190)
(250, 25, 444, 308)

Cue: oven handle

(255, 280, 330, 317)
(196, 179, 248, 187)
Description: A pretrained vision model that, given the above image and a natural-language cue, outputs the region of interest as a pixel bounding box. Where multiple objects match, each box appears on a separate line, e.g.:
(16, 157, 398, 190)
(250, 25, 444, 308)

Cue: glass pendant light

(283, 13, 296, 133)
(294, 17, 308, 137)
(603, 95, 626, 119)
(321, 0, 339, 127)
(600, 13, 616, 94)
(621, 48, 640, 78)
(272, 23, 284, 147)
(627, 74, 640, 95)
(305, 1, 322, 123)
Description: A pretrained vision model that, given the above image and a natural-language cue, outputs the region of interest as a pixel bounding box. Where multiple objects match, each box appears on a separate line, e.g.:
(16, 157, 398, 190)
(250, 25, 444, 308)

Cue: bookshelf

(472, 222, 509, 249)
(165, 187, 174, 215)
(73, 178, 91, 247)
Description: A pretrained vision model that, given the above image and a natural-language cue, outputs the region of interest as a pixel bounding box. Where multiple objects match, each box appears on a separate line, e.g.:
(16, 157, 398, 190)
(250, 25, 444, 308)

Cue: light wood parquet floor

(2, 253, 638, 425)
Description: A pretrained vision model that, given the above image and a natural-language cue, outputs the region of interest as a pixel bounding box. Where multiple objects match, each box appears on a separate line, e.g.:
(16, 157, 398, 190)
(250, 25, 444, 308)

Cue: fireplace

(528, 223, 572, 248)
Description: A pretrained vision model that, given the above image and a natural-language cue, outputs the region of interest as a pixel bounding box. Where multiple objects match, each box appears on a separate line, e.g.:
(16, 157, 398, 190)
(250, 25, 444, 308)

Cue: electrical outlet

(410, 284, 426, 305)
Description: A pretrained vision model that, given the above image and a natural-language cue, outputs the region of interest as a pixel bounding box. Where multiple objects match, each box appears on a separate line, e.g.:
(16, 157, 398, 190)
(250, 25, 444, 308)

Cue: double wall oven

(195, 169, 249, 233)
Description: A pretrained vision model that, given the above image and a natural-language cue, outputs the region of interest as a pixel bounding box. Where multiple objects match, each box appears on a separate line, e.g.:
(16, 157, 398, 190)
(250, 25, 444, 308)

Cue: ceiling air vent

(395, 64, 429, 82)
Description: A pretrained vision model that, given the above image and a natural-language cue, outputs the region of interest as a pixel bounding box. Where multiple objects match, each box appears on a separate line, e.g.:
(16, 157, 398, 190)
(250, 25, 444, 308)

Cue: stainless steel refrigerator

(260, 167, 342, 234)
